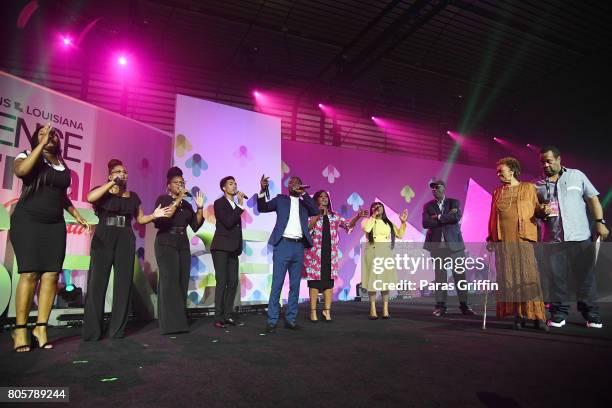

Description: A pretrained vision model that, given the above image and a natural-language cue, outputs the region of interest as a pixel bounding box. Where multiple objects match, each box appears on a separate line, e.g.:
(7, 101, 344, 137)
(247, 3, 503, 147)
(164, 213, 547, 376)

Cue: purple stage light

(318, 103, 323, 108)
(118, 56, 127, 66)
(253, 90, 260, 97)
(62, 36, 72, 46)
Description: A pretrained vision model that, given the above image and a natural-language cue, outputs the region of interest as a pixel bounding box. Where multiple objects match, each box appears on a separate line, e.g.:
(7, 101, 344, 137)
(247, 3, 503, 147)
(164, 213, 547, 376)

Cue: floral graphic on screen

(322, 165, 340, 183)
(203, 204, 215, 223)
(233, 145, 252, 166)
(338, 204, 350, 218)
(188, 291, 200, 305)
(185, 153, 208, 177)
(242, 241, 253, 256)
(240, 274, 253, 298)
(175, 134, 192, 158)
(241, 210, 253, 225)
(132, 221, 145, 239)
(401, 185, 415, 203)
(349, 245, 361, 264)
(281, 160, 290, 176)
(347, 192, 364, 211)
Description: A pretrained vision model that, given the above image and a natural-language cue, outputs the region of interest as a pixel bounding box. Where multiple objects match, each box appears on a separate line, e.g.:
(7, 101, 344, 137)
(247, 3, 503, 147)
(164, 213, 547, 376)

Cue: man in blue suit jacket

(258, 175, 319, 333)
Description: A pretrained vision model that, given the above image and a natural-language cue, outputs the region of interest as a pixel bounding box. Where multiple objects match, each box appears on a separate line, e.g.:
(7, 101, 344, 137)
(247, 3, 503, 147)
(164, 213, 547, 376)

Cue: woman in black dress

(10, 124, 90, 352)
(82, 159, 171, 341)
(303, 191, 365, 322)
(154, 167, 204, 334)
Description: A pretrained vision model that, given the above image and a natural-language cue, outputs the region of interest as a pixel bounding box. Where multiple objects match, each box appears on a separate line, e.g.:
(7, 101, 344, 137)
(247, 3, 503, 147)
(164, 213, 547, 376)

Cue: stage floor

(2, 300, 612, 407)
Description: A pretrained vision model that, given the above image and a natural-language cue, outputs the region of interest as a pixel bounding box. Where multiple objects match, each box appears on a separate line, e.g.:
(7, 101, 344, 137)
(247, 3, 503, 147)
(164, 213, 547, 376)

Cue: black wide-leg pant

(155, 234, 191, 334)
(82, 225, 136, 341)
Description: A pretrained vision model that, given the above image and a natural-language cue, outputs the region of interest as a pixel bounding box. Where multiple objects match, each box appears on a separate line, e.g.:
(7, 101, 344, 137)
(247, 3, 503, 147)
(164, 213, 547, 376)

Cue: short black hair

(166, 166, 183, 183)
(220, 176, 235, 191)
(539, 145, 560, 158)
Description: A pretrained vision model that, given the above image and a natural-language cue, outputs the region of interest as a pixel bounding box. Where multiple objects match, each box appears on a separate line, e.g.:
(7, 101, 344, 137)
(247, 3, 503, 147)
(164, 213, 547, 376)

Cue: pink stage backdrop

(280, 141, 504, 300)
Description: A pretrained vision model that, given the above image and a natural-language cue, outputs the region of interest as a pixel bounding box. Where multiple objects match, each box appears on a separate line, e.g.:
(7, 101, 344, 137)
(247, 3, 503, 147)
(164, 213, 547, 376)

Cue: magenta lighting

(493, 137, 498, 141)
(62, 36, 72, 46)
(253, 90, 260, 97)
(446, 130, 452, 135)
(371, 116, 376, 120)
(318, 103, 324, 108)
(118, 56, 128, 66)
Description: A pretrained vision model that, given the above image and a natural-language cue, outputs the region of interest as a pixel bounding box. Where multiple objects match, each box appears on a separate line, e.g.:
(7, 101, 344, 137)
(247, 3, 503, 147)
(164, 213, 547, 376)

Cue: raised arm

(13, 124, 50, 178)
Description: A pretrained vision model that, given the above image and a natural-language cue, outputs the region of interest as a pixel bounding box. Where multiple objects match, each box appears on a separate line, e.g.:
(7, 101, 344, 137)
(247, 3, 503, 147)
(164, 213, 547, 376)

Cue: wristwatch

(594, 219, 606, 225)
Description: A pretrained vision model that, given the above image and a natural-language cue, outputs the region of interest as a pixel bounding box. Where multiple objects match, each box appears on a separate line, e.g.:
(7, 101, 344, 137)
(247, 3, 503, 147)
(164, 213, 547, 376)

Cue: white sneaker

(547, 318, 566, 328)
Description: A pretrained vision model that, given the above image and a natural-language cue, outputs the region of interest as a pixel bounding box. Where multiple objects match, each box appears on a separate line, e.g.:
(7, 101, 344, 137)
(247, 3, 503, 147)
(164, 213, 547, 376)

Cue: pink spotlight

(318, 103, 323, 109)
(446, 130, 452, 135)
(526, 143, 531, 147)
(253, 90, 260, 97)
(371, 116, 376, 121)
(118, 56, 127, 66)
(62, 36, 72, 46)
(493, 137, 498, 141)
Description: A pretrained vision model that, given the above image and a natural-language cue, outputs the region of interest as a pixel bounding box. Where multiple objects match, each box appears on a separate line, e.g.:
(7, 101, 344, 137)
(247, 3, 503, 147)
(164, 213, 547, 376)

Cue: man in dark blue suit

(422, 179, 475, 317)
(257, 175, 319, 333)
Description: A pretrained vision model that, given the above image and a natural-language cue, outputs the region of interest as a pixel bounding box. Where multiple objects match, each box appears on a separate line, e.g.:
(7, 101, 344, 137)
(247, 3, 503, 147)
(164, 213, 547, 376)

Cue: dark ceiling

(3, 0, 612, 157)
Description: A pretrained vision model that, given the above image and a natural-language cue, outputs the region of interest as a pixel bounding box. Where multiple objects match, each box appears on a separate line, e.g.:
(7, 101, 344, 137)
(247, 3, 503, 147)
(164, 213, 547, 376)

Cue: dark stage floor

(2, 300, 612, 407)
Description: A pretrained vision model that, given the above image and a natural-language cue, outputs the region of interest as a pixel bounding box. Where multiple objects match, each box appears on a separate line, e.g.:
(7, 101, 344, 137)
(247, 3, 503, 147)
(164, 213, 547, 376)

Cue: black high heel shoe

(31, 322, 54, 350)
(322, 308, 333, 322)
(11, 324, 31, 353)
(309, 308, 318, 323)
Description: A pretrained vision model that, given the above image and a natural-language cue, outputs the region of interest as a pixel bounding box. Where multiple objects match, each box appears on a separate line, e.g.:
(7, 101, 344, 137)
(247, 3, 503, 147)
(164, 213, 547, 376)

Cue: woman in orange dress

(487, 157, 547, 331)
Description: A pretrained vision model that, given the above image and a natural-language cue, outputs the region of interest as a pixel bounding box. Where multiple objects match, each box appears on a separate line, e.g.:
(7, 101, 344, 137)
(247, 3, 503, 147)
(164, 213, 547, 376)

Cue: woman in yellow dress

(361, 202, 407, 319)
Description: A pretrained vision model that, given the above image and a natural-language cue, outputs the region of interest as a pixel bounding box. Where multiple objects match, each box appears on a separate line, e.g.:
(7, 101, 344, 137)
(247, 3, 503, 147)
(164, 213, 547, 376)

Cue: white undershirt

(226, 196, 244, 210)
(282, 196, 303, 239)
(16, 150, 65, 171)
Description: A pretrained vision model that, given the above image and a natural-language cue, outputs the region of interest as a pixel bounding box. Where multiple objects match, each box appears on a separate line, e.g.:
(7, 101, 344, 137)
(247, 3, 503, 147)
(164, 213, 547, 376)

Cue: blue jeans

(267, 239, 304, 326)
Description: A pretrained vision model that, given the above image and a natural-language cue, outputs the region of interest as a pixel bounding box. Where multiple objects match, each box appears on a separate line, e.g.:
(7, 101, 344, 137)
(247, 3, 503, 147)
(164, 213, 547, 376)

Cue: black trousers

(544, 240, 598, 316)
(82, 226, 135, 341)
(155, 234, 191, 334)
(432, 248, 469, 309)
(211, 250, 239, 319)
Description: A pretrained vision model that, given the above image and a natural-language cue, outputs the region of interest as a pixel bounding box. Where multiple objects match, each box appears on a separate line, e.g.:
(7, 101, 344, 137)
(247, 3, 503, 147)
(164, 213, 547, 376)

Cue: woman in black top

(9, 124, 90, 352)
(154, 167, 204, 334)
(82, 159, 171, 341)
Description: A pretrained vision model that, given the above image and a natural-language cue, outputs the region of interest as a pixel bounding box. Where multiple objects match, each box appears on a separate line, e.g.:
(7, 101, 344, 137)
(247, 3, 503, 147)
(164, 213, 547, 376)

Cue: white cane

(482, 246, 493, 330)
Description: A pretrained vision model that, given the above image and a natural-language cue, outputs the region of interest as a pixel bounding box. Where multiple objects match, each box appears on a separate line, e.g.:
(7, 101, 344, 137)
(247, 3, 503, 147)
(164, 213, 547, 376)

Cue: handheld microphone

(298, 184, 311, 189)
(179, 187, 192, 197)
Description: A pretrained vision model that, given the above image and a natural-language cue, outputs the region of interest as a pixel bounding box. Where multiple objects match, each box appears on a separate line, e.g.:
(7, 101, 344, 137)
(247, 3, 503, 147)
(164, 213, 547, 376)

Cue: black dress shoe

(460, 307, 476, 316)
(382, 315, 391, 320)
(264, 324, 276, 334)
(284, 322, 301, 330)
(214, 320, 226, 329)
(224, 318, 245, 326)
(369, 315, 379, 320)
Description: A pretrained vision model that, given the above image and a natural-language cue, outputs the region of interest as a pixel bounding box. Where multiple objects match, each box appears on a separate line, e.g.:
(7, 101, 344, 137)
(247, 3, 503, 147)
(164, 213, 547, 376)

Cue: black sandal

(12, 324, 31, 352)
(309, 308, 318, 323)
(322, 308, 333, 322)
(32, 323, 54, 350)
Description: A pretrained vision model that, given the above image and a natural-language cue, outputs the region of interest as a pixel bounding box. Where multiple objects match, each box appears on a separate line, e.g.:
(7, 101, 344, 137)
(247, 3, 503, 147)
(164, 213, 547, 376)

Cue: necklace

(496, 184, 518, 212)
